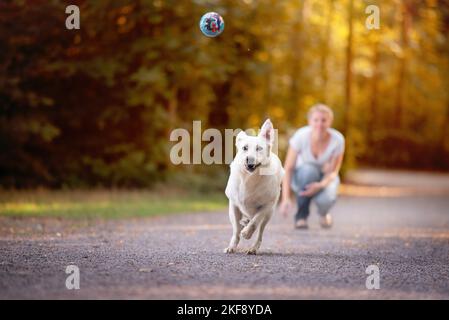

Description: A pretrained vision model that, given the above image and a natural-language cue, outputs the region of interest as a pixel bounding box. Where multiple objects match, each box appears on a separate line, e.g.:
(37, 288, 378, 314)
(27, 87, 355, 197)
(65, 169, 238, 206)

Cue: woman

(279, 104, 345, 229)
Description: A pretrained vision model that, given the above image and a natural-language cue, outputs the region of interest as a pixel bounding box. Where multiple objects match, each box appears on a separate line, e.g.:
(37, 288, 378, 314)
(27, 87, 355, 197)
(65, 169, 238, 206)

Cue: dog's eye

(256, 145, 263, 152)
(243, 145, 248, 151)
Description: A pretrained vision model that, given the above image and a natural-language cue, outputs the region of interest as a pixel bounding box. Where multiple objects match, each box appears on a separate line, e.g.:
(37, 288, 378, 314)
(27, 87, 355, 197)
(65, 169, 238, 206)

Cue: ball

(199, 12, 225, 37)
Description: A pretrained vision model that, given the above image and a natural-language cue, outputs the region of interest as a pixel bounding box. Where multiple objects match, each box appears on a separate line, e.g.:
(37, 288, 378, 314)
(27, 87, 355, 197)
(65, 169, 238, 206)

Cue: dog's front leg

(224, 201, 242, 254)
(240, 210, 266, 240)
(245, 208, 274, 255)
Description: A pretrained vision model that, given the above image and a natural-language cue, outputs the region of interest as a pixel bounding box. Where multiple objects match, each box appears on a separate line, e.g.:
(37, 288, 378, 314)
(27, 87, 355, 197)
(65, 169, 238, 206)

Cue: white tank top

(289, 126, 345, 170)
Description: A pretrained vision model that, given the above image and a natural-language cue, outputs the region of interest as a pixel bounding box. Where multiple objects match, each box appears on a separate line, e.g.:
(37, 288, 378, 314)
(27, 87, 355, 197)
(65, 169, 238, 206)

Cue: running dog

(224, 119, 284, 254)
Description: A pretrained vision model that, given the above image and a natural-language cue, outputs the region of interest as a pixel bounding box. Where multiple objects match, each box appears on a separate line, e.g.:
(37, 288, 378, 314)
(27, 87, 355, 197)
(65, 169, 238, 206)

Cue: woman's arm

(300, 152, 344, 197)
(319, 152, 344, 188)
(281, 146, 298, 203)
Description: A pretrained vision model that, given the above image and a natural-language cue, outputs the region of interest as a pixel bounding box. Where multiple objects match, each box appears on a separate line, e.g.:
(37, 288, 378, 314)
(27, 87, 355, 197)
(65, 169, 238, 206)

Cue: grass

(0, 189, 228, 219)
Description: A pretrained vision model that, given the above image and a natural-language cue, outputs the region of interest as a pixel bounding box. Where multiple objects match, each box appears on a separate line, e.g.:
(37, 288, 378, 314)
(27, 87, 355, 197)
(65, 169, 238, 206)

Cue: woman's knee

(296, 163, 321, 183)
(314, 191, 337, 214)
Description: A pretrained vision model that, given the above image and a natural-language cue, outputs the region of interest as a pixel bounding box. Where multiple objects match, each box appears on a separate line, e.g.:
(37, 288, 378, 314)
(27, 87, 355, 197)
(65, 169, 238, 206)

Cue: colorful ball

(199, 12, 225, 37)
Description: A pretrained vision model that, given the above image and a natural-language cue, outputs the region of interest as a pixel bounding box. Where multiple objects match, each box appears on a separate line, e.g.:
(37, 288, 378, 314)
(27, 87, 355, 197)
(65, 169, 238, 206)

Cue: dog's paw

(224, 247, 236, 254)
(240, 225, 255, 240)
(246, 247, 257, 255)
(239, 218, 250, 227)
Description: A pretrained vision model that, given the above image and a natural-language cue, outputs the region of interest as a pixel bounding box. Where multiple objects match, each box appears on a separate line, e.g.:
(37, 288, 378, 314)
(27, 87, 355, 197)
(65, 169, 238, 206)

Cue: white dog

(224, 119, 284, 254)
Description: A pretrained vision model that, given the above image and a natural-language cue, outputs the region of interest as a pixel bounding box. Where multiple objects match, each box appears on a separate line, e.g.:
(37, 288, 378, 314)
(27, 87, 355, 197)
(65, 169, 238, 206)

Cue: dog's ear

(259, 119, 274, 146)
(236, 130, 247, 147)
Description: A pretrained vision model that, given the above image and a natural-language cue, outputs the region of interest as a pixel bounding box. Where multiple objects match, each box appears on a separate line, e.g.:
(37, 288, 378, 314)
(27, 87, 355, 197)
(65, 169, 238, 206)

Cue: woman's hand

(278, 199, 293, 218)
(299, 182, 323, 197)
(279, 146, 298, 219)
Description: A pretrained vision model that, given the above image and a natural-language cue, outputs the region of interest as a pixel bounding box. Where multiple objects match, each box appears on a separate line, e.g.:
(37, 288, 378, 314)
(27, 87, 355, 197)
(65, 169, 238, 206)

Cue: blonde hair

(307, 103, 334, 121)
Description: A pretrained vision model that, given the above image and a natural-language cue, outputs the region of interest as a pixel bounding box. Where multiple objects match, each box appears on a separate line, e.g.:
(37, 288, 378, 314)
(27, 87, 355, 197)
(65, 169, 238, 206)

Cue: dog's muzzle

(245, 157, 262, 173)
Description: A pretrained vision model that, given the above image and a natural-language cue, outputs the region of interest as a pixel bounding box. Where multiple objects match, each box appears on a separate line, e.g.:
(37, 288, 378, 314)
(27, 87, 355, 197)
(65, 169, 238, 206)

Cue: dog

(224, 119, 284, 254)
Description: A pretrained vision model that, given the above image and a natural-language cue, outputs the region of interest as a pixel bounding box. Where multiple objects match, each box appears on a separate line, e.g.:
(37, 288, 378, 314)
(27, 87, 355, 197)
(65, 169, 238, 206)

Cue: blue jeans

(291, 163, 340, 221)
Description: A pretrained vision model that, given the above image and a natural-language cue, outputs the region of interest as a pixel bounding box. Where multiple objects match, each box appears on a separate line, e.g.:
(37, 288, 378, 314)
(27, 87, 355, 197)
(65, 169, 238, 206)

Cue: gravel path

(1, 192, 449, 299)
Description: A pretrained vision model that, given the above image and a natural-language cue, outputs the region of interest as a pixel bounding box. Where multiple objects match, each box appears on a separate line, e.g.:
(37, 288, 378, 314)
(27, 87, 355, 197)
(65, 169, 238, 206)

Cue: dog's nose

(246, 157, 256, 168)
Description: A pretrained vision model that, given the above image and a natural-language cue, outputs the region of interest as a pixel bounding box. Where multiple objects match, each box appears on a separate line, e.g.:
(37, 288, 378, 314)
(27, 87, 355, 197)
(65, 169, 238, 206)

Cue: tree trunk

(289, 0, 305, 116)
(394, 0, 410, 128)
(320, 0, 334, 103)
(343, 0, 354, 136)
(440, 83, 449, 152)
(368, 40, 380, 145)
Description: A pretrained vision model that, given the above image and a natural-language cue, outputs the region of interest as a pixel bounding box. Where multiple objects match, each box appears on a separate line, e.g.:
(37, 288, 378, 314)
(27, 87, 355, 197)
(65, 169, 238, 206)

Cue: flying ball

(199, 12, 225, 37)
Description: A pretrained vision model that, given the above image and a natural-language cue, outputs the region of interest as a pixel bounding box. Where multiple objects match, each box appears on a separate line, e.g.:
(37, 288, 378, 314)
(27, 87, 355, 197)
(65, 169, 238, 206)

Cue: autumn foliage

(1, 0, 448, 188)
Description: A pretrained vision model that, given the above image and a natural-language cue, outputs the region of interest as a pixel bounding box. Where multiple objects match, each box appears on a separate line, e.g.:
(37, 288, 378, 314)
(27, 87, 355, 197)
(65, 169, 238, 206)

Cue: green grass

(0, 189, 227, 219)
